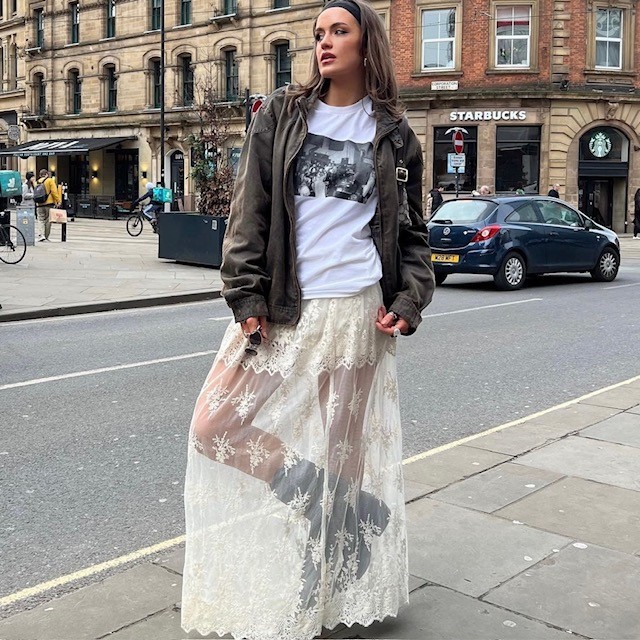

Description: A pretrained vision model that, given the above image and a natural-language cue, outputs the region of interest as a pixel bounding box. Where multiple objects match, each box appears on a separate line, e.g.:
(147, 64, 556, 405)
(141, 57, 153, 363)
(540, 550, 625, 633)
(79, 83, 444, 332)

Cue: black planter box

(157, 213, 227, 268)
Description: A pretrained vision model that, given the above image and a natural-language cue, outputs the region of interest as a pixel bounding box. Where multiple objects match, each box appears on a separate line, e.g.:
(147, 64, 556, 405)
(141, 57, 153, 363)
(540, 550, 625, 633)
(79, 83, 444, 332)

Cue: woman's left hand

(375, 306, 409, 337)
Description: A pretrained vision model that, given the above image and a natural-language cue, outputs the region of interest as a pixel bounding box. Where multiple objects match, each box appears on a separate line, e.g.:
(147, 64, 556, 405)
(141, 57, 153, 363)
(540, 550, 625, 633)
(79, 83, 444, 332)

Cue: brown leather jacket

(221, 87, 435, 334)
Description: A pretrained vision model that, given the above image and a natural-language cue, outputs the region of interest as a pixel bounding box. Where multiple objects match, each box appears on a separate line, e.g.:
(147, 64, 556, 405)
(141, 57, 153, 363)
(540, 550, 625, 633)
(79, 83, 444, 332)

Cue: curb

(0, 290, 223, 323)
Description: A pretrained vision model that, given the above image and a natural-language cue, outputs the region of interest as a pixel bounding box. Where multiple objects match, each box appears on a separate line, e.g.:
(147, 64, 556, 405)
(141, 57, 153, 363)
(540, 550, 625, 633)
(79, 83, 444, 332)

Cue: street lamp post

(159, 0, 165, 188)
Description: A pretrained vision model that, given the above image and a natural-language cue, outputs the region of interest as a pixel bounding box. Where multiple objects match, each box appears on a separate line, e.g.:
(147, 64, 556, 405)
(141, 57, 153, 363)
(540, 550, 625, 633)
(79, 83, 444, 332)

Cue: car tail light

(470, 225, 501, 243)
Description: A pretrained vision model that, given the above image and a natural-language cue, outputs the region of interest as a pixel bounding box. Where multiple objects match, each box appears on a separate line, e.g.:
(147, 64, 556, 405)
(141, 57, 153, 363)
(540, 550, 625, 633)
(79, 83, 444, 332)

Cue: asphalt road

(3, 264, 640, 612)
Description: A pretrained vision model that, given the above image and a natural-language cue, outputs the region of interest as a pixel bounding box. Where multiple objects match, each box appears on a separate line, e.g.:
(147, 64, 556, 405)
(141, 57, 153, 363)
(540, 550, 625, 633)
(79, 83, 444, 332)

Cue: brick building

(392, 0, 640, 232)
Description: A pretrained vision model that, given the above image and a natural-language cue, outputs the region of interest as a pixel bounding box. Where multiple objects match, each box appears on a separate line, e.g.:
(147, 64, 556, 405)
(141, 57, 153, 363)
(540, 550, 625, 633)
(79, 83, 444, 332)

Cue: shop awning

(0, 136, 135, 157)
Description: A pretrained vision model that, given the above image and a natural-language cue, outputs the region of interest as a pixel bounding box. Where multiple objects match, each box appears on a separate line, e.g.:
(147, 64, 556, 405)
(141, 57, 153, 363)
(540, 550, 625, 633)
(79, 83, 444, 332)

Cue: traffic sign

(452, 130, 464, 154)
(447, 153, 466, 173)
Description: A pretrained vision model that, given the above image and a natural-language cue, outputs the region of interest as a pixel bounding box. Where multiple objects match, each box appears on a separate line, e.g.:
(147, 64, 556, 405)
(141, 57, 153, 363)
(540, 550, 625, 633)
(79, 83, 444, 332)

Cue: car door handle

(549, 232, 559, 237)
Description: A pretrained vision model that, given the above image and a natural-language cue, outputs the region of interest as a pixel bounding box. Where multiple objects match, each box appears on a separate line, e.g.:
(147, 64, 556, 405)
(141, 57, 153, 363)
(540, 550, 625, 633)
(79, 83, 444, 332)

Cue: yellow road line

(3, 371, 640, 608)
(0, 535, 185, 607)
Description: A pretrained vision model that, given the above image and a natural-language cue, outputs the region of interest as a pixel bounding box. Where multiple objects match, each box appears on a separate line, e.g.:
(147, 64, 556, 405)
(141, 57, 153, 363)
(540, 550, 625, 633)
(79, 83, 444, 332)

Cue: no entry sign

(452, 130, 464, 154)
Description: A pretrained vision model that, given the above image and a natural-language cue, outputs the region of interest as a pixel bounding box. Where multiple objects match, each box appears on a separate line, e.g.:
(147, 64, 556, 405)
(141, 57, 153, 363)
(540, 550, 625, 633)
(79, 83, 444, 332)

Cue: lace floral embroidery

(211, 431, 235, 463)
(230, 385, 257, 424)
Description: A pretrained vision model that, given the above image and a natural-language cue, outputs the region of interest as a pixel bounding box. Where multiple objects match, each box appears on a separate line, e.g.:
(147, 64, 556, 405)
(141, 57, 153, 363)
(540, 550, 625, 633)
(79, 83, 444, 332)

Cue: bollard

(61, 222, 67, 242)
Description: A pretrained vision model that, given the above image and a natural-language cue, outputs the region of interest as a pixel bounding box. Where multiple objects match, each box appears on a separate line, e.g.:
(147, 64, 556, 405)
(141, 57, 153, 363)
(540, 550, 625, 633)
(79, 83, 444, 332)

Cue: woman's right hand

(240, 316, 269, 340)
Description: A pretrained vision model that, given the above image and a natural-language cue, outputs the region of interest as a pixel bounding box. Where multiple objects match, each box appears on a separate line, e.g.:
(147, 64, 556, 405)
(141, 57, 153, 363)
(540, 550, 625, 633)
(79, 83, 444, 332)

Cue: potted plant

(158, 82, 239, 268)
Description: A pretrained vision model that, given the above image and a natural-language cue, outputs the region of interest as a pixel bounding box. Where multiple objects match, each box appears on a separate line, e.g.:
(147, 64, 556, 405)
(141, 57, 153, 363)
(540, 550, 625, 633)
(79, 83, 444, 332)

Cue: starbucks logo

(589, 132, 612, 158)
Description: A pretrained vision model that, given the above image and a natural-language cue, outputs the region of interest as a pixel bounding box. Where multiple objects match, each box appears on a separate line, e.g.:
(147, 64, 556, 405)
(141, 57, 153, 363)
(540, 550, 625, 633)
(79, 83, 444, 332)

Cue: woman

(22, 171, 35, 202)
(634, 188, 640, 238)
(182, 1, 434, 638)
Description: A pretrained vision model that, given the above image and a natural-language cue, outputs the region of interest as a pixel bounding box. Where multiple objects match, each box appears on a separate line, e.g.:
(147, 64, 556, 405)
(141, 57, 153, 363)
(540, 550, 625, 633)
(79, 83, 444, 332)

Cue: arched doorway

(169, 150, 184, 211)
(577, 126, 628, 232)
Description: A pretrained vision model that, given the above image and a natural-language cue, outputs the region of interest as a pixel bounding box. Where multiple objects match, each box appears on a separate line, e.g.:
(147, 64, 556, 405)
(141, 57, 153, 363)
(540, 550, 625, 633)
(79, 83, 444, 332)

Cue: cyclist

(131, 182, 162, 232)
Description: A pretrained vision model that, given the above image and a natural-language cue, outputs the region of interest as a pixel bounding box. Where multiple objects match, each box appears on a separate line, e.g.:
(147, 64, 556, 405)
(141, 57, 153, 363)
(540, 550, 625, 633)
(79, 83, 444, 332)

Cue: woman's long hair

(286, 0, 404, 119)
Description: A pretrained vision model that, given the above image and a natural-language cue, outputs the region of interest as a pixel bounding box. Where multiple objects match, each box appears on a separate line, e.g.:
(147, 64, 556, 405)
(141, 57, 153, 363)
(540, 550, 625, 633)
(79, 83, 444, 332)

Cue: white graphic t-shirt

(294, 97, 382, 299)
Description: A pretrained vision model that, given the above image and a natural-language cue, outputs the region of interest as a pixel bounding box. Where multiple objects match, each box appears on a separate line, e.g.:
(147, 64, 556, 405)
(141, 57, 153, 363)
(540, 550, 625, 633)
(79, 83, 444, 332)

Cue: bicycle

(126, 206, 158, 237)
(0, 223, 27, 264)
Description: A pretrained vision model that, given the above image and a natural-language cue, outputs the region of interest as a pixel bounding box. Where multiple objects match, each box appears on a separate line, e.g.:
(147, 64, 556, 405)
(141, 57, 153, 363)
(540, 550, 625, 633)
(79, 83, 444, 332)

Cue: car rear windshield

(430, 200, 494, 224)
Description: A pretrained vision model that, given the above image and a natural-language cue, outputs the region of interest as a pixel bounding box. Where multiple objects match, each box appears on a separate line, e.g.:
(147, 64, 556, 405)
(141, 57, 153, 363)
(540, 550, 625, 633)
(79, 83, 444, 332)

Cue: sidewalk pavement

(1, 380, 639, 639)
(2, 216, 640, 323)
(0, 217, 223, 321)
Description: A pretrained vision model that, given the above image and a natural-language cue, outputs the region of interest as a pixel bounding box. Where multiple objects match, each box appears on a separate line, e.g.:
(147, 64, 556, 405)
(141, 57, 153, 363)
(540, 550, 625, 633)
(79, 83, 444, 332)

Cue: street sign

(7, 125, 20, 142)
(452, 130, 464, 154)
(448, 153, 466, 171)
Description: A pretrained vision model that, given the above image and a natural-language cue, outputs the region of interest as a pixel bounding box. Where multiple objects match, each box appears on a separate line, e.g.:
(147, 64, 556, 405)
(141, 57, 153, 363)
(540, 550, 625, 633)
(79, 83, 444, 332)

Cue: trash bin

(16, 206, 36, 246)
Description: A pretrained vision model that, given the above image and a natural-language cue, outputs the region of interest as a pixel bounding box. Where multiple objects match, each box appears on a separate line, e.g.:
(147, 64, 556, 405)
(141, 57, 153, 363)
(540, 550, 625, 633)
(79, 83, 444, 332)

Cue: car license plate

(431, 253, 459, 263)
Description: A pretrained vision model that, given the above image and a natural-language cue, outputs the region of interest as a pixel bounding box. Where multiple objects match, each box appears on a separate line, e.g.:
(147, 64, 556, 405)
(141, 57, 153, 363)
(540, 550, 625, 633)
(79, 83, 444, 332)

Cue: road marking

(402, 371, 640, 464)
(0, 536, 186, 608)
(4, 369, 640, 608)
(0, 351, 218, 391)
(209, 316, 233, 321)
(604, 282, 640, 290)
(422, 298, 542, 319)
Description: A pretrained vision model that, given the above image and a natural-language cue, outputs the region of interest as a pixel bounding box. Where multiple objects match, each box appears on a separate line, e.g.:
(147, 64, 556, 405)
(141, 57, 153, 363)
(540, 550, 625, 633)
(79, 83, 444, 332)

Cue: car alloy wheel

(591, 248, 619, 282)
(495, 251, 526, 290)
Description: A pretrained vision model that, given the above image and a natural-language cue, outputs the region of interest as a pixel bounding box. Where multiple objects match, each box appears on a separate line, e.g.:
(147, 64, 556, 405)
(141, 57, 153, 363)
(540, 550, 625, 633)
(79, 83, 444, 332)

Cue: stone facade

(393, 0, 640, 232)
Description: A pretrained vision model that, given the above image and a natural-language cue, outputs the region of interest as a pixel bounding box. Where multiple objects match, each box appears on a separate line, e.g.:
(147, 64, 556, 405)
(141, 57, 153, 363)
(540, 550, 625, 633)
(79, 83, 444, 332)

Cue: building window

(495, 5, 531, 66)
(495, 126, 540, 193)
(225, 49, 238, 100)
(0, 1, 3, 19)
(433, 126, 477, 193)
(151, 0, 161, 30)
(34, 73, 46, 114)
(106, 65, 117, 111)
(69, 69, 81, 114)
(274, 42, 291, 88)
(595, 8, 622, 69)
(222, 0, 237, 15)
(34, 8, 44, 48)
(151, 58, 161, 107)
(421, 8, 456, 70)
(106, 0, 116, 37)
(180, 0, 191, 24)
(11, 0, 16, 14)
(70, 2, 79, 43)
(273, 0, 289, 7)
(180, 54, 193, 105)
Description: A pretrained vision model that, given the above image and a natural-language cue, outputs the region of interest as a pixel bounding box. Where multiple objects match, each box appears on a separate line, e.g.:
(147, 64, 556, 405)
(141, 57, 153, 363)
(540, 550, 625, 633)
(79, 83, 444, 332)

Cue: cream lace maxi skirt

(182, 283, 409, 640)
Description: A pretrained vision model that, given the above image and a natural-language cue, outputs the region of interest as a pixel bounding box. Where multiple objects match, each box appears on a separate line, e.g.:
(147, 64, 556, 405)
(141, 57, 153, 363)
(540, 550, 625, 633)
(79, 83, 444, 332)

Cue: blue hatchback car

(427, 196, 621, 290)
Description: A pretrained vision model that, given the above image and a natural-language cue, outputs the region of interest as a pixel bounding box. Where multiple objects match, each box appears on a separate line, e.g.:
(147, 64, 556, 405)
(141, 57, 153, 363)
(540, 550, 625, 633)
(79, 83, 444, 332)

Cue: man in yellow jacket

(35, 168, 61, 241)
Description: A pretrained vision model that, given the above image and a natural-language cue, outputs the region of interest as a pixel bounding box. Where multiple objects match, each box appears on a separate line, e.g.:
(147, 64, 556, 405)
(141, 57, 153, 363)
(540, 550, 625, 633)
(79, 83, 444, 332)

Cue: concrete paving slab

(495, 476, 640, 555)
(579, 411, 640, 449)
(155, 547, 185, 575)
(579, 386, 640, 410)
(405, 498, 570, 597)
(403, 446, 511, 490)
(469, 422, 581, 456)
(106, 606, 231, 639)
(0, 564, 181, 640)
(525, 403, 619, 430)
(432, 463, 563, 513)
(329, 584, 572, 639)
(516, 436, 640, 491)
(403, 479, 436, 502)
(408, 575, 427, 592)
(485, 543, 640, 639)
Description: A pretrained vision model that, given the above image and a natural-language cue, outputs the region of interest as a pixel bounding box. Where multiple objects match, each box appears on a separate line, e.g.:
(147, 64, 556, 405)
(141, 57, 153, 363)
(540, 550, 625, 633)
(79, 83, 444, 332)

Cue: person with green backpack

(33, 169, 61, 241)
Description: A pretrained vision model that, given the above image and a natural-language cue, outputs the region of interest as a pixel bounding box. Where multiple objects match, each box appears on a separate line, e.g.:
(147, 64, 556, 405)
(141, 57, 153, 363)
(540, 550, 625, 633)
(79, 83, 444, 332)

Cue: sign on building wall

(449, 110, 527, 122)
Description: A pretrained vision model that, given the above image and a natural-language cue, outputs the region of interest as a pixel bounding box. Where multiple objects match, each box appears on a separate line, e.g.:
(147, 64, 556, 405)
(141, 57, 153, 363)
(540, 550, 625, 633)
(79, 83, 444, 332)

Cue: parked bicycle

(0, 222, 27, 264)
(126, 206, 158, 237)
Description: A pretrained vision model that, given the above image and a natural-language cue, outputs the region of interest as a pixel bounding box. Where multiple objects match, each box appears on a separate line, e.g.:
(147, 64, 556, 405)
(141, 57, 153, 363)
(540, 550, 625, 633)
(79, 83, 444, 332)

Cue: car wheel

(494, 252, 526, 290)
(590, 247, 619, 282)
(435, 273, 448, 286)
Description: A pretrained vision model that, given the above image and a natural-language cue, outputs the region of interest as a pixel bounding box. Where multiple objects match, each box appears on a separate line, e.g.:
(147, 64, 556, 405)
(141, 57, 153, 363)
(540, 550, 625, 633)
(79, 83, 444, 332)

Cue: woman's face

(314, 7, 364, 82)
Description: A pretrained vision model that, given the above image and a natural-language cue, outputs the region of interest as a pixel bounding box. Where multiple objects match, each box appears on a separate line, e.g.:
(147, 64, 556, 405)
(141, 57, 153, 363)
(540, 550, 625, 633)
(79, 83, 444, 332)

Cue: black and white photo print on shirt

(294, 133, 376, 204)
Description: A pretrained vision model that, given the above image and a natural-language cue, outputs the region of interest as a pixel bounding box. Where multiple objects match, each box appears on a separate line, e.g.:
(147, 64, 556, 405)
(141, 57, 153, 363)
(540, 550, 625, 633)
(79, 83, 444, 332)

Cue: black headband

(321, 0, 361, 24)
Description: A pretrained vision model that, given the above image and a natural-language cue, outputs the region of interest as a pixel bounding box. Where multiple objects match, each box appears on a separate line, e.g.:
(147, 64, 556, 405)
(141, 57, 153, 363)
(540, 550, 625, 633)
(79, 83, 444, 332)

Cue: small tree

(187, 83, 238, 217)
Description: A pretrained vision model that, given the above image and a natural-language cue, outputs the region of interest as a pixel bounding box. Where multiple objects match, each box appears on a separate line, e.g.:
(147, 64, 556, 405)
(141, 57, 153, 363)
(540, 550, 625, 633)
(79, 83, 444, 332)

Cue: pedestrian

(34, 169, 61, 242)
(548, 184, 560, 198)
(425, 185, 444, 219)
(479, 185, 491, 195)
(633, 188, 640, 239)
(181, 1, 435, 638)
(22, 171, 35, 202)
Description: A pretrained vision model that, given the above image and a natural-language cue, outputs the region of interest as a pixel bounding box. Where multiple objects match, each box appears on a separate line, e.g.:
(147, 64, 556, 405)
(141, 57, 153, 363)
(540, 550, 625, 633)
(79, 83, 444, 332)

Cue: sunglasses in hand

(244, 326, 262, 356)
